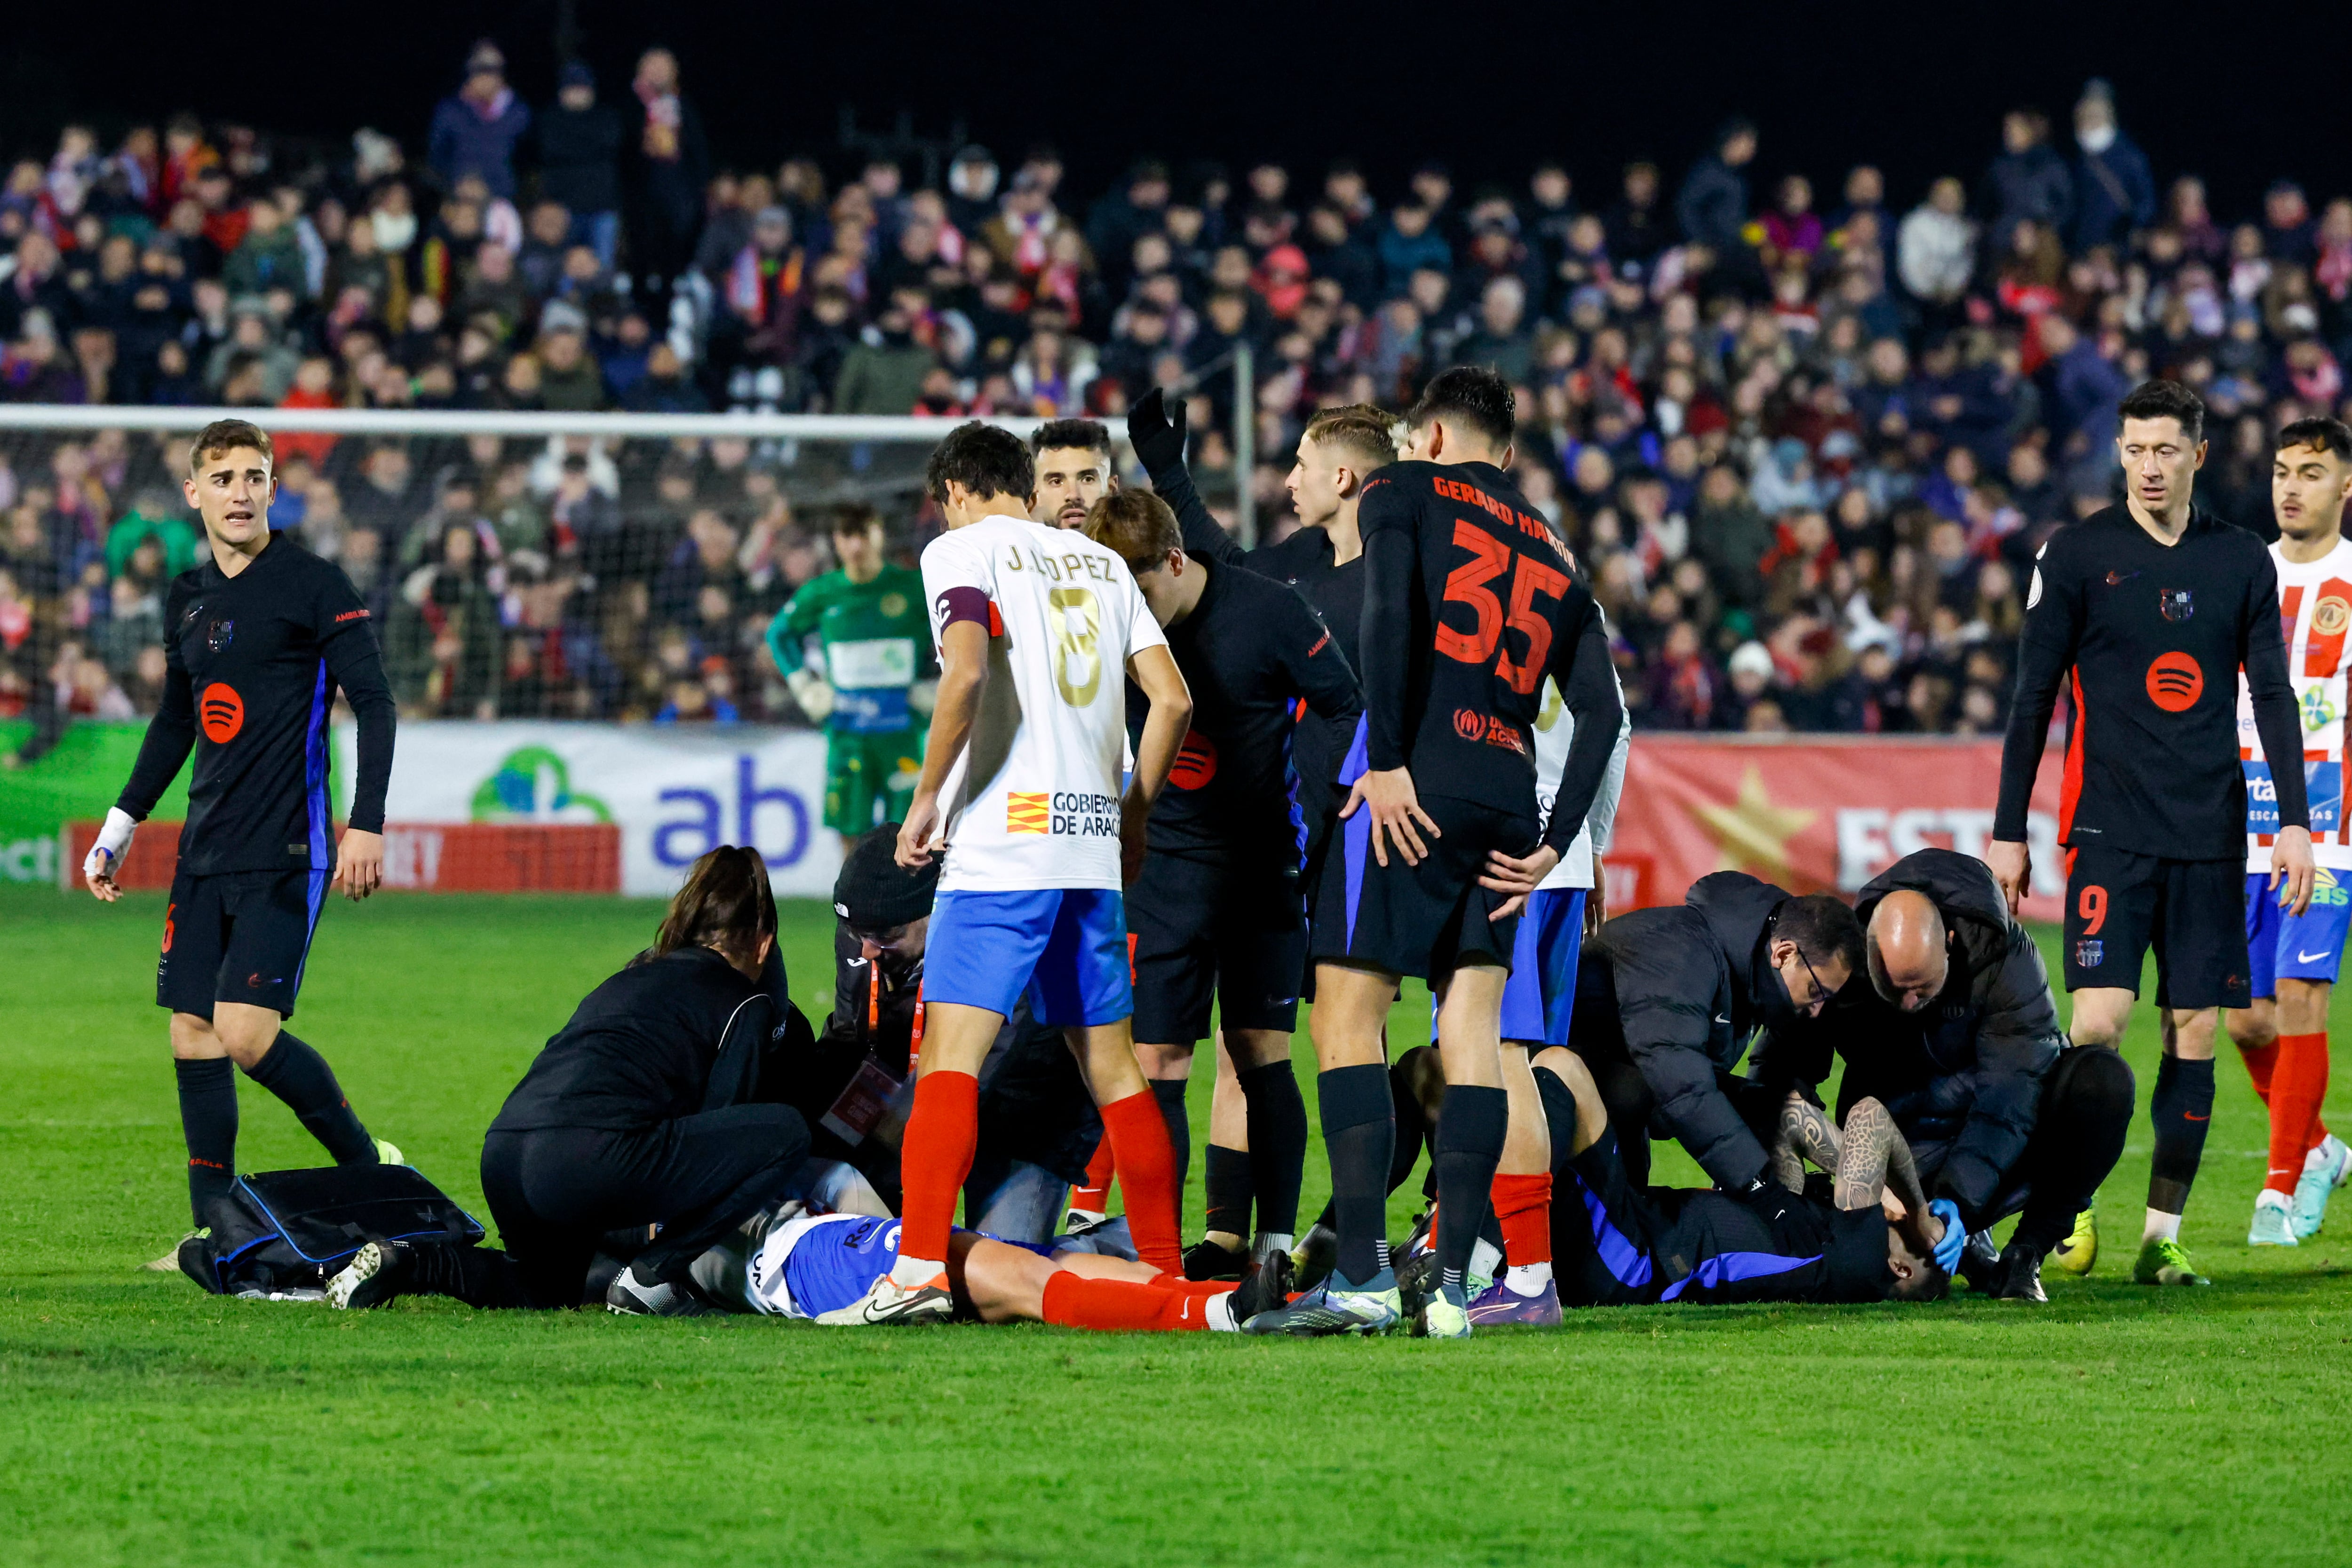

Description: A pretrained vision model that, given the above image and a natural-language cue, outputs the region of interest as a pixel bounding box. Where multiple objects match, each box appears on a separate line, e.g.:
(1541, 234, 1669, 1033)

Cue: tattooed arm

(1770, 1090, 1841, 1192)
(1836, 1095, 1941, 1253)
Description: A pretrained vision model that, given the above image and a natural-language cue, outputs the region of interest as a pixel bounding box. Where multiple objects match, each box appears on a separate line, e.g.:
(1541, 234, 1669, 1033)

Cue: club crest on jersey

(206, 617, 234, 652)
(2159, 587, 2193, 622)
(2074, 939, 2104, 968)
(2315, 596, 2351, 637)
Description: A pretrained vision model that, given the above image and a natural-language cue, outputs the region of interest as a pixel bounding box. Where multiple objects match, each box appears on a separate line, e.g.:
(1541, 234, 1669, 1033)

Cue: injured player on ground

(690, 1205, 1291, 1331)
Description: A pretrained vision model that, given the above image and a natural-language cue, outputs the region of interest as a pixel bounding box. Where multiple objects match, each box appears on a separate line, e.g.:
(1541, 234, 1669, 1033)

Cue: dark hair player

(84, 419, 404, 1267)
(1248, 367, 1624, 1338)
(1988, 379, 2314, 1288)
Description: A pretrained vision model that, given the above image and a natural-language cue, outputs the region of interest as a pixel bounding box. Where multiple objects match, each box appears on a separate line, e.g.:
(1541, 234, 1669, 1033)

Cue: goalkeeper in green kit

(767, 505, 936, 835)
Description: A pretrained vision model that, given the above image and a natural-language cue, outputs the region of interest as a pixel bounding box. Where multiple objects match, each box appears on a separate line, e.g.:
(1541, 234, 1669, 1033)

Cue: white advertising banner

(336, 721, 845, 897)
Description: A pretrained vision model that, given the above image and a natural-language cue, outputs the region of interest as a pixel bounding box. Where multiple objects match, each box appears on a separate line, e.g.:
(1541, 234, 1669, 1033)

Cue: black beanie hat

(832, 824, 939, 927)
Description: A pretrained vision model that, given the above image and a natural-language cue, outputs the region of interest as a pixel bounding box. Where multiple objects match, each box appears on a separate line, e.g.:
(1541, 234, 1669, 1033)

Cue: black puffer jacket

(1589, 870, 1794, 1190)
(1830, 847, 2063, 1227)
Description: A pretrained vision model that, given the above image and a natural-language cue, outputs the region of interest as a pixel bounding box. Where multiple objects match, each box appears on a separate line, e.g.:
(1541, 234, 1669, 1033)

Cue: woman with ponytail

(326, 845, 811, 1314)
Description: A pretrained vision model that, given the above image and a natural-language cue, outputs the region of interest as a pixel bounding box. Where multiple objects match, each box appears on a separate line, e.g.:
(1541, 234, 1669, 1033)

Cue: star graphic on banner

(1690, 764, 1818, 877)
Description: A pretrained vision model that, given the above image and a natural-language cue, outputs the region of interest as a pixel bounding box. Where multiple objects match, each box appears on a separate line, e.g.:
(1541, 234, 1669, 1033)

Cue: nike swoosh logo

(2185, 1113, 2209, 1122)
(1714, 1015, 1730, 1024)
(2298, 950, 2330, 963)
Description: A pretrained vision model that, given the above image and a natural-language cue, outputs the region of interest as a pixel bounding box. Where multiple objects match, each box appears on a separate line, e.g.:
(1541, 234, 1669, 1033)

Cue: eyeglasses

(1795, 945, 1832, 1017)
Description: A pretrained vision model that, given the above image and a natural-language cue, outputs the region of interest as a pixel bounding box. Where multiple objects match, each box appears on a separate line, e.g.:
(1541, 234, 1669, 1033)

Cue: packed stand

(2, 53, 2347, 747)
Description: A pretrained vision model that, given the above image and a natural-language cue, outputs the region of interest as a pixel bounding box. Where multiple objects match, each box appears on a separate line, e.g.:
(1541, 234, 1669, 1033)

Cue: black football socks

(245, 1032, 377, 1166)
(175, 1057, 239, 1225)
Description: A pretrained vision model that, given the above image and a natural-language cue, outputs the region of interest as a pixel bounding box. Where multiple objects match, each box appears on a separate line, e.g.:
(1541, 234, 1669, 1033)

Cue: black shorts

(2062, 845, 2250, 1009)
(157, 867, 330, 1019)
(1309, 793, 1536, 981)
(1126, 850, 1305, 1043)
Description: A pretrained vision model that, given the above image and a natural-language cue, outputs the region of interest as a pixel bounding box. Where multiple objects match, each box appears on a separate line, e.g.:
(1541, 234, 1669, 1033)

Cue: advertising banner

(0, 722, 188, 885)
(336, 721, 843, 897)
(1602, 736, 2068, 922)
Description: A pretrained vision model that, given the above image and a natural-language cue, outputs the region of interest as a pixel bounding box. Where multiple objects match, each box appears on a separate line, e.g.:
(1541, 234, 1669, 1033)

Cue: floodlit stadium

(6, 6, 2351, 1564)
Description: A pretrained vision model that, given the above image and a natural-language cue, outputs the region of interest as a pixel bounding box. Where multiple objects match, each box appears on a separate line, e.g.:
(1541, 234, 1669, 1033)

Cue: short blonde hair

(188, 418, 275, 475)
(1301, 403, 1397, 475)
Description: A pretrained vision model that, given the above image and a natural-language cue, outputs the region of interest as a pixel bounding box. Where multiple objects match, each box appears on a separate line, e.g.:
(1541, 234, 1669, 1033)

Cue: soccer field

(5, 886, 2349, 1567)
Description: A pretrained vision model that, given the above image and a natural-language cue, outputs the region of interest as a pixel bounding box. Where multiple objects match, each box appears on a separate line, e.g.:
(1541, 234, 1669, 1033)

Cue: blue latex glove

(1927, 1198, 1966, 1274)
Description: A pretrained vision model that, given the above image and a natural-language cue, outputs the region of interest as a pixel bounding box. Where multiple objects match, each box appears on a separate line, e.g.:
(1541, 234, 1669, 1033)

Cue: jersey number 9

(1049, 586, 1102, 706)
(1436, 522, 1572, 696)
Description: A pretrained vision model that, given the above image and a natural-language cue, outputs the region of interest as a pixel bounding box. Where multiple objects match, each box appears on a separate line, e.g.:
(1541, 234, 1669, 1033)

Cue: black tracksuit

(472, 946, 810, 1307)
(1572, 871, 1802, 1191)
(1767, 847, 2132, 1252)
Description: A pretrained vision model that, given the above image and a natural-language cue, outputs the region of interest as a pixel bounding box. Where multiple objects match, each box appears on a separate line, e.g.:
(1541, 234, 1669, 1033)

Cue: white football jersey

(2240, 536, 2352, 871)
(920, 514, 1167, 892)
(1528, 663, 1632, 891)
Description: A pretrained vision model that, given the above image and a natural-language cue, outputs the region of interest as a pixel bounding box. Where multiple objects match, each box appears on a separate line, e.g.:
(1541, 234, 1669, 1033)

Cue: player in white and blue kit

(690, 1207, 1286, 1331)
(833, 423, 1196, 1325)
(2227, 417, 2352, 1246)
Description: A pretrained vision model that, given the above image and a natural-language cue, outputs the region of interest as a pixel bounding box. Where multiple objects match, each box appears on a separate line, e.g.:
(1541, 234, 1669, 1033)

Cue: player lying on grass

(1300, 1043, 1947, 1324)
(679, 1206, 1290, 1330)
(1521, 1048, 1950, 1310)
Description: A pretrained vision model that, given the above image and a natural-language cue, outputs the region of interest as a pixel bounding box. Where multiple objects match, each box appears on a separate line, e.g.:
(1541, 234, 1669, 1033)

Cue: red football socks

(2242, 1039, 2280, 1102)
(1491, 1172, 1554, 1267)
(1070, 1138, 1117, 1216)
(1042, 1271, 1223, 1332)
(2267, 1033, 2332, 1196)
(1100, 1088, 1183, 1274)
(894, 1069, 978, 1266)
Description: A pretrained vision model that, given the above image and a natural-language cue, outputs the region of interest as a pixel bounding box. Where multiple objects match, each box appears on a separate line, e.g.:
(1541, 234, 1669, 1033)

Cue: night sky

(14, 0, 2349, 220)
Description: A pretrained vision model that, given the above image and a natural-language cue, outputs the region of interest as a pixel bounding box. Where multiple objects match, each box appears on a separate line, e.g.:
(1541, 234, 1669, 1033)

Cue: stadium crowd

(4, 46, 2351, 752)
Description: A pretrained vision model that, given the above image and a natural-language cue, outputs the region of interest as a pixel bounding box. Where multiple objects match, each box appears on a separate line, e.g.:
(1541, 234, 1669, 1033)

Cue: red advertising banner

(1602, 736, 2068, 923)
(62, 821, 622, 894)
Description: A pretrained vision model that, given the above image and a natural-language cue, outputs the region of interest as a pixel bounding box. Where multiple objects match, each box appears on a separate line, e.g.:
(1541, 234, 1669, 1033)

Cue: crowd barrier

(25, 724, 2070, 916)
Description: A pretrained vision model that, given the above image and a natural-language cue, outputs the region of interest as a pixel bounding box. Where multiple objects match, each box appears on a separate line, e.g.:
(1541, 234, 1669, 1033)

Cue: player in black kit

(82, 420, 401, 1261)
(1084, 490, 1361, 1275)
(1990, 379, 2313, 1287)
(1249, 368, 1622, 1338)
(1125, 393, 1393, 1265)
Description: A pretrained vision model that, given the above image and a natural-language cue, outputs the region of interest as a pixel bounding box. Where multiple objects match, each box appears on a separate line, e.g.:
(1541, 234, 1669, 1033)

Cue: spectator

(535, 319, 607, 411)
(534, 63, 622, 269)
(1982, 107, 2072, 252)
(1676, 118, 1756, 255)
(2068, 79, 2155, 251)
(1898, 178, 1977, 307)
(832, 297, 936, 414)
(625, 48, 710, 288)
(428, 40, 530, 202)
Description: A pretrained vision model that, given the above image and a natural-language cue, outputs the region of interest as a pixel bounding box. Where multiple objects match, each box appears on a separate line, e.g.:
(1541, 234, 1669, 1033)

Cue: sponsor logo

(469, 746, 614, 823)
(2160, 587, 2194, 622)
(1046, 791, 1122, 838)
(2303, 685, 2337, 733)
(334, 608, 370, 624)
(2145, 651, 2203, 712)
(1007, 792, 1050, 834)
(1454, 708, 1529, 754)
(2104, 569, 2140, 586)
(198, 682, 245, 743)
(1306, 631, 1331, 658)
(2297, 949, 2332, 964)
(1169, 730, 1218, 790)
(206, 617, 235, 652)
(2074, 939, 2105, 967)
(2316, 597, 2351, 637)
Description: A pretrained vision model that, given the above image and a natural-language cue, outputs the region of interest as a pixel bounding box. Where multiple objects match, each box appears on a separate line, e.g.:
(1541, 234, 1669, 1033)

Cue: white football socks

(2141, 1208, 2181, 1246)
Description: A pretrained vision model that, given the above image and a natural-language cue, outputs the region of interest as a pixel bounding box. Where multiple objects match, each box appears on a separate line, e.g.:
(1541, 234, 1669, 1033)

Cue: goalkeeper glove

(786, 668, 835, 723)
(1125, 387, 1189, 477)
(84, 807, 137, 883)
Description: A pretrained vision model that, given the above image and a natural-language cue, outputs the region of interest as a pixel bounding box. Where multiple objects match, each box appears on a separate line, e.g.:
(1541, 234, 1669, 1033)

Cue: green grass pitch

(5, 884, 2350, 1567)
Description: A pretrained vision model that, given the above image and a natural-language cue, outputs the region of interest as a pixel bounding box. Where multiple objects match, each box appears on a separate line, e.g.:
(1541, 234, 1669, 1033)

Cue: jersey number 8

(1049, 586, 1102, 706)
(1436, 522, 1572, 696)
